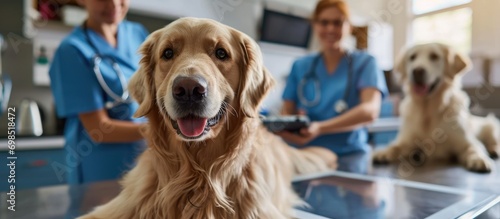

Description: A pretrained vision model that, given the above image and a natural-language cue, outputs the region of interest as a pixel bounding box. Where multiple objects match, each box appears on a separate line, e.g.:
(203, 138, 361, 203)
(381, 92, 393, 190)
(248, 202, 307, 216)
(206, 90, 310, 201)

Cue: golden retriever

(77, 17, 337, 219)
(373, 43, 499, 173)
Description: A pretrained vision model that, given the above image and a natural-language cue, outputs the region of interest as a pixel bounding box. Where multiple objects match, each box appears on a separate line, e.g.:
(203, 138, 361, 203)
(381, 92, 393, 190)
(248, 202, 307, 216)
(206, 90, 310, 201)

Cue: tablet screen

(292, 173, 483, 219)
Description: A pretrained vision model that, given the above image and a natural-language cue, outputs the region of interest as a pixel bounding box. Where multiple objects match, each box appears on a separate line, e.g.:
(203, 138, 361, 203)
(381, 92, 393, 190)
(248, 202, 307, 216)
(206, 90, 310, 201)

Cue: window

(411, 0, 472, 54)
(412, 0, 471, 15)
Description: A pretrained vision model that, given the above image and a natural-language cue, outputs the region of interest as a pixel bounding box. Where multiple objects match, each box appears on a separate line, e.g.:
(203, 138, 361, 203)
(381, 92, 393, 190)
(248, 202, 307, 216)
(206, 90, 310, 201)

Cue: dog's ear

(394, 47, 408, 84)
(237, 33, 275, 118)
(128, 30, 161, 117)
(446, 46, 472, 75)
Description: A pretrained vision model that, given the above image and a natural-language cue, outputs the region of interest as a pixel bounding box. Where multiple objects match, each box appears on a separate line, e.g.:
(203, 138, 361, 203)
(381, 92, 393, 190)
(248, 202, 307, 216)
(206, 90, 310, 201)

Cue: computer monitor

(259, 9, 312, 48)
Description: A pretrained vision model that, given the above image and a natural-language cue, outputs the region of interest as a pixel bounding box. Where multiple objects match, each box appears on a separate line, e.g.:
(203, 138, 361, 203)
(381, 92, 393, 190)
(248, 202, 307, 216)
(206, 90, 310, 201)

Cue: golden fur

(373, 43, 499, 173)
(77, 17, 337, 219)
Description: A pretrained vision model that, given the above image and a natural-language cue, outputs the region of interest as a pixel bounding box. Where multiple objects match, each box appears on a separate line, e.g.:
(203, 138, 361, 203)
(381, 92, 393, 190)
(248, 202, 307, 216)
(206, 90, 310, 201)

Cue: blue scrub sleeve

(139, 24, 149, 40)
(282, 61, 300, 103)
(356, 56, 389, 99)
(50, 44, 104, 117)
(129, 22, 149, 43)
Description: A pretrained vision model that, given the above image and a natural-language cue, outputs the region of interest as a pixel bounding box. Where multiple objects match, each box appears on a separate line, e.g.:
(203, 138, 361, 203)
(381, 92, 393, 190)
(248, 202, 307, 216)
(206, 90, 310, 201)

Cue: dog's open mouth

(170, 102, 227, 139)
(413, 79, 440, 96)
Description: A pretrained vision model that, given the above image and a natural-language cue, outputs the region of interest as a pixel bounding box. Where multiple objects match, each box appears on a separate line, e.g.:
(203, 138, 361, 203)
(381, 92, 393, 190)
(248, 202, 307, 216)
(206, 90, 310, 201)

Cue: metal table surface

(1, 149, 499, 219)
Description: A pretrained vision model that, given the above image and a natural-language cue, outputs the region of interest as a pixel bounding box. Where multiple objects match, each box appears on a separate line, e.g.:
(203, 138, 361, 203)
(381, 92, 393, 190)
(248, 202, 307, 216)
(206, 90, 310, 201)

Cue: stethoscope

(298, 52, 353, 114)
(82, 21, 131, 109)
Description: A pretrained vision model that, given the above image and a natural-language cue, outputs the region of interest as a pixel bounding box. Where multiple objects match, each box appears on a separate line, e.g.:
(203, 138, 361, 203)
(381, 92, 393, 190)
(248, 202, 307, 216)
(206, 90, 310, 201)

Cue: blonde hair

(312, 0, 351, 21)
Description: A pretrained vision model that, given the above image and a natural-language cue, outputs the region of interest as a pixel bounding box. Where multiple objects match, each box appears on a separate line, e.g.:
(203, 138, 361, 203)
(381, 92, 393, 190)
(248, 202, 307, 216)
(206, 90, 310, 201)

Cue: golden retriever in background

(373, 43, 499, 173)
(77, 17, 337, 219)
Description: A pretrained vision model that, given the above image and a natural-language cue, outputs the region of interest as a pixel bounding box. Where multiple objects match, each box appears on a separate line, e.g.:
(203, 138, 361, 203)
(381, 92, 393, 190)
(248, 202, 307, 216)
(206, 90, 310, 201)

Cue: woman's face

(79, 0, 129, 25)
(313, 7, 350, 51)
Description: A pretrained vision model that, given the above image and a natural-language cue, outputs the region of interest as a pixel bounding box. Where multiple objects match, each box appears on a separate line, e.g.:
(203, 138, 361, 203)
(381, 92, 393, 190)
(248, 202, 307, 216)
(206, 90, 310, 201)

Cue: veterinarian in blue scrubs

(280, 0, 388, 155)
(49, 0, 148, 184)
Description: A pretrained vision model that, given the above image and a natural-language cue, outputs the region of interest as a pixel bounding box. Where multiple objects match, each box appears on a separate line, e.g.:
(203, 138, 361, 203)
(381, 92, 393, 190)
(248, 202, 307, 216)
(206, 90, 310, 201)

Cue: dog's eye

(410, 54, 417, 61)
(162, 49, 174, 60)
(215, 48, 228, 60)
(429, 53, 439, 61)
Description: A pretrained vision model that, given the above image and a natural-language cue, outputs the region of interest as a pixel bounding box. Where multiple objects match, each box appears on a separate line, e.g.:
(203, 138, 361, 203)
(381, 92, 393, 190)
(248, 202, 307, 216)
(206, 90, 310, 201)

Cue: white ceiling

(264, 0, 388, 25)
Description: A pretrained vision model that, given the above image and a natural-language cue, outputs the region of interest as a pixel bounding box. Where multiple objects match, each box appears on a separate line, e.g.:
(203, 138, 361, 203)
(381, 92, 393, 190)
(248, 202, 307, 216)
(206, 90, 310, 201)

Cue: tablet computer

(261, 115, 310, 133)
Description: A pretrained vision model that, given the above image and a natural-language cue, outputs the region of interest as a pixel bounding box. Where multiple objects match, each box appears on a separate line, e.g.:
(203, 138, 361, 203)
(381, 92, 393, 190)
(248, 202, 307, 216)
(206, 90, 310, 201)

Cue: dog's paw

(465, 155, 493, 173)
(372, 149, 395, 165)
(488, 149, 499, 159)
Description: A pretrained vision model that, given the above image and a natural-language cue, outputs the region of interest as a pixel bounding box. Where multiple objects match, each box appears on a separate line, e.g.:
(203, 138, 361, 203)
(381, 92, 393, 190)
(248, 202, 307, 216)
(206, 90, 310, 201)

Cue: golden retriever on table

(373, 43, 499, 173)
(77, 17, 337, 219)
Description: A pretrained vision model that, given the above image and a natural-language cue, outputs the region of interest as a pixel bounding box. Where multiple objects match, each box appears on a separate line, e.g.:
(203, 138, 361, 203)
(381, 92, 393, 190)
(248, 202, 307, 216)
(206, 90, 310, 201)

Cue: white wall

(217, 0, 262, 39)
(346, 0, 387, 25)
(368, 21, 394, 70)
(264, 0, 387, 23)
(129, 0, 218, 20)
(470, 0, 500, 58)
(474, 0, 500, 101)
(263, 0, 314, 17)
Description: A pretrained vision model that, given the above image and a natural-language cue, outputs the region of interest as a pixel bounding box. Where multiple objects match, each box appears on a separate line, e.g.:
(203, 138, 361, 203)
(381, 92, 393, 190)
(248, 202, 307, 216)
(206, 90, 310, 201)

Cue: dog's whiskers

(157, 96, 169, 115)
(225, 112, 230, 130)
(225, 103, 237, 117)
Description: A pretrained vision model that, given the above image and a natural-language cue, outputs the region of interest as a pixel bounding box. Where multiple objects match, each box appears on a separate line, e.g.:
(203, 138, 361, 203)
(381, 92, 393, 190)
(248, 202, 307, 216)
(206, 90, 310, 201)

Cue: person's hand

(276, 121, 323, 146)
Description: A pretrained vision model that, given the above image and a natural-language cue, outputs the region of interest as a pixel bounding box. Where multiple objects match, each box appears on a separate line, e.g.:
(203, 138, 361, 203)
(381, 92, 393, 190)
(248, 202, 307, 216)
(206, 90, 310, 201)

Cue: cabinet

(0, 0, 26, 36)
(0, 148, 67, 191)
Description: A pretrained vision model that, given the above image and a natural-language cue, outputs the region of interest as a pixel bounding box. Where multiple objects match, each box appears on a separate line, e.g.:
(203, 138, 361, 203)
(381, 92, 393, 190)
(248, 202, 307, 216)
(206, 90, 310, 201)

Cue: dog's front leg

(482, 134, 500, 159)
(372, 141, 411, 164)
(372, 128, 419, 164)
(455, 135, 494, 173)
(476, 114, 500, 159)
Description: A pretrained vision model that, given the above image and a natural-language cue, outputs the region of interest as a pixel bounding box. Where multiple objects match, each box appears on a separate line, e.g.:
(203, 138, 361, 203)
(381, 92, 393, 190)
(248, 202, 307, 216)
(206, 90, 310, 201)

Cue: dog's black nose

(412, 67, 427, 85)
(173, 76, 208, 103)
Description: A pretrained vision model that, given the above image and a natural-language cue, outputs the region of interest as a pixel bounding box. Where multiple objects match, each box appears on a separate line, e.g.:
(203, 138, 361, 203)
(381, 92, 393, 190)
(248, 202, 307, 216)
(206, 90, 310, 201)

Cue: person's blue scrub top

(282, 51, 388, 155)
(49, 20, 149, 184)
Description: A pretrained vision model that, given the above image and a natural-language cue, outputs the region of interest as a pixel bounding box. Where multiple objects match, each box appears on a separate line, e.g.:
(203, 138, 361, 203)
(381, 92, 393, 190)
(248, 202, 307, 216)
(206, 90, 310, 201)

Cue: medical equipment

(298, 52, 353, 114)
(83, 22, 131, 109)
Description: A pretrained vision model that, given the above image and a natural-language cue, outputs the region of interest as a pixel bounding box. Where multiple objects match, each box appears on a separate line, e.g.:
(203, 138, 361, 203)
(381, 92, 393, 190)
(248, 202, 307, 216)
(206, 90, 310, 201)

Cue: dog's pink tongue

(177, 117, 208, 137)
(413, 85, 429, 95)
